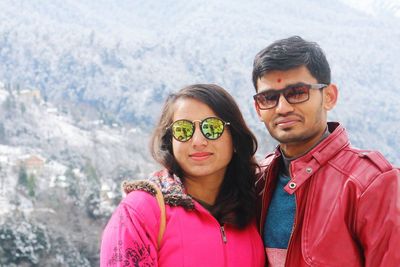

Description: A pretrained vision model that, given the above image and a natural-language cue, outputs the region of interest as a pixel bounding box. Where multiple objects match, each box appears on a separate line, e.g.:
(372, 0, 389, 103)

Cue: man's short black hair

(252, 36, 331, 90)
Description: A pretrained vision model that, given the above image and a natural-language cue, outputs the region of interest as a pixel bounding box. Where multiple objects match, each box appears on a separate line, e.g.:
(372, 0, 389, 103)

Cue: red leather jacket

(256, 122, 400, 267)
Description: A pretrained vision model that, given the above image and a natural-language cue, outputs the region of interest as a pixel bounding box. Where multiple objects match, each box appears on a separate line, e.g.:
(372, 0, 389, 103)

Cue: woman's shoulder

(121, 180, 158, 209)
(123, 170, 195, 210)
(123, 189, 159, 209)
(121, 180, 161, 217)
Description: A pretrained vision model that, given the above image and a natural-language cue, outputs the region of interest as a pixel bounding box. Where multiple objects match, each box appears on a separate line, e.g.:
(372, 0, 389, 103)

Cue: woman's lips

(189, 152, 213, 160)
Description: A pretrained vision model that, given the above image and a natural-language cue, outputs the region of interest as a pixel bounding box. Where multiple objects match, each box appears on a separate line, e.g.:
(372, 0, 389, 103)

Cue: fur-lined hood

(122, 169, 195, 210)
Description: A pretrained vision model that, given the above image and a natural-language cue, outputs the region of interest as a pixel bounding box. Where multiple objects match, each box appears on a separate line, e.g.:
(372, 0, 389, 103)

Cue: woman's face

(171, 98, 233, 182)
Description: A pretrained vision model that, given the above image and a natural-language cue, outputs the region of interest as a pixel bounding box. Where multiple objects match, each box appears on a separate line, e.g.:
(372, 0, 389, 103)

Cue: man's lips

(274, 117, 302, 127)
(189, 152, 213, 160)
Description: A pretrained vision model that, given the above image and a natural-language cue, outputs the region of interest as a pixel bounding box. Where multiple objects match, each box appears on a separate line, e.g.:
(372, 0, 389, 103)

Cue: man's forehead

(257, 82, 306, 93)
(256, 67, 316, 92)
(257, 75, 298, 92)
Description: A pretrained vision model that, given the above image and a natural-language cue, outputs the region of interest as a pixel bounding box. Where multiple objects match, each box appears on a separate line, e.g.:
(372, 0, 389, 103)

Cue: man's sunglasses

(253, 83, 328, 110)
(168, 117, 230, 142)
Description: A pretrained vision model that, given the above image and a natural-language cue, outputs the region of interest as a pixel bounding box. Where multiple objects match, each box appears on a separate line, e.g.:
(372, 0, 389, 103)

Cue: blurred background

(0, 0, 399, 266)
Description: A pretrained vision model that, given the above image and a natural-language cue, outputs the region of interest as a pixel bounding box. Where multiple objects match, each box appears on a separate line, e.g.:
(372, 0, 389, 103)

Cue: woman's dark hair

(252, 35, 331, 90)
(150, 84, 259, 228)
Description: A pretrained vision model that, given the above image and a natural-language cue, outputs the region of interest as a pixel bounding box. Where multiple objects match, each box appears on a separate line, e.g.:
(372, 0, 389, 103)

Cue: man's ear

(323, 84, 338, 111)
(254, 101, 264, 121)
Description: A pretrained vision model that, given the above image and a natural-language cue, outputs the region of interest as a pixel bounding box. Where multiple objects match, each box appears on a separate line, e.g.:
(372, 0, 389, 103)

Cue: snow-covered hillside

(0, 0, 399, 165)
(0, 0, 399, 265)
(0, 84, 154, 265)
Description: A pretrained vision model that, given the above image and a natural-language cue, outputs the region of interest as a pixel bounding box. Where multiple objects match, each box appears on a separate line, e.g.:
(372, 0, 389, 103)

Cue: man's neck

(280, 127, 330, 175)
(280, 127, 330, 158)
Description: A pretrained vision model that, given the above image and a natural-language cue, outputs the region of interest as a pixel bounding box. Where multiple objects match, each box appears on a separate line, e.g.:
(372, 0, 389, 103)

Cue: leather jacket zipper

(284, 167, 298, 266)
(284, 193, 298, 266)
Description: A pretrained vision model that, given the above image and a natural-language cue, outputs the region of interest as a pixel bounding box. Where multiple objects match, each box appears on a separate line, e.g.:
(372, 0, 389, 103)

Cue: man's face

(254, 65, 337, 157)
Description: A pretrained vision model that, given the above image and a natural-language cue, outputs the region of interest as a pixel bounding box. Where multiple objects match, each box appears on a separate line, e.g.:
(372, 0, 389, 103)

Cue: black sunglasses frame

(253, 83, 328, 110)
(168, 117, 230, 142)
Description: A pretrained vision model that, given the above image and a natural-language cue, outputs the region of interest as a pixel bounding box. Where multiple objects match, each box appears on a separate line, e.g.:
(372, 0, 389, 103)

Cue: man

(252, 36, 400, 267)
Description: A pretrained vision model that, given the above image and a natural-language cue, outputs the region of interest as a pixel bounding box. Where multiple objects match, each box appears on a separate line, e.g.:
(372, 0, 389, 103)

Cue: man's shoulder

(331, 146, 396, 187)
(259, 152, 277, 170)
(353, 149, 393, 172)
(326, 122, 395, 175)
(338, 147, 393, 171)
(255, 152, 277, 191)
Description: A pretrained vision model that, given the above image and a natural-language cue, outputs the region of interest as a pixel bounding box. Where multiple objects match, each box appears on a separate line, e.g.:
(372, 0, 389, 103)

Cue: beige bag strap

(122, 180, 166, 249)
(153, 184, 166, 249)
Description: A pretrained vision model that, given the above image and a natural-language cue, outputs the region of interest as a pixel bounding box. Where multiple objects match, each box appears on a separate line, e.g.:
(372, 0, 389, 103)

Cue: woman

(100, 84, 265, 266)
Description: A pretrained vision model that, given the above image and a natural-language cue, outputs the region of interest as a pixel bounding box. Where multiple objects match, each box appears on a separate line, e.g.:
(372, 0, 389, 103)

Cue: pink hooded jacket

(100, 169, 265, 267)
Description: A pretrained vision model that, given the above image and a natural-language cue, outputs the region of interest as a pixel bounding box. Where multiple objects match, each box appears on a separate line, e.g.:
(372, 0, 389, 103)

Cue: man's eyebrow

(259, 82, 307, 92)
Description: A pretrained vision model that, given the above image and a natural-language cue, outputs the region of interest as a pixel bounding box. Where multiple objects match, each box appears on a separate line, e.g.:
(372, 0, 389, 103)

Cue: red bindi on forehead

(277, 78, 282, 83)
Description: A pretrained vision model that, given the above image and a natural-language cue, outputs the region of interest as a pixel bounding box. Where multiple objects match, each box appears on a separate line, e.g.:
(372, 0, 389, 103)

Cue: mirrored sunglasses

(169, 117, 230, 142)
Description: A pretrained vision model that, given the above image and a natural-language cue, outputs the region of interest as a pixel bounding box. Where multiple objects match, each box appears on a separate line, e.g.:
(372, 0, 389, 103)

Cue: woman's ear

(323, 83, 338, 111)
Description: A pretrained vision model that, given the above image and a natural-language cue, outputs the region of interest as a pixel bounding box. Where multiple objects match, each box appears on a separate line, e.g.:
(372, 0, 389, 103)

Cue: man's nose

(275, 94, 294, 114)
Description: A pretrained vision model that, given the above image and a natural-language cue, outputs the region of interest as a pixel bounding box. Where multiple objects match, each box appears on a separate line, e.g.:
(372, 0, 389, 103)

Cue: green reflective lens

(170, 117, 229, 142)
(201, 117, 225, 140)
(171, 120, 194, 142)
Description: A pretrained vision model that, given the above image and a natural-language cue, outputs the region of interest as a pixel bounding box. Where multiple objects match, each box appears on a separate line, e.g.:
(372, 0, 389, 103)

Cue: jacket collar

(123, 169, 195, 210)
(277, 122, 350, 194)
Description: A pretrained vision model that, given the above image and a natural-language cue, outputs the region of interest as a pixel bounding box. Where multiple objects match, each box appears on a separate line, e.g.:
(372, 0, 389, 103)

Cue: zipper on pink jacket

(194, 200, 228, 265)
(220, 225, 227, 243)
(220, 224, 228, 267)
